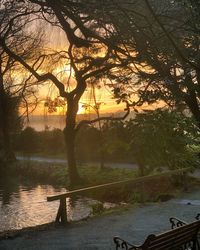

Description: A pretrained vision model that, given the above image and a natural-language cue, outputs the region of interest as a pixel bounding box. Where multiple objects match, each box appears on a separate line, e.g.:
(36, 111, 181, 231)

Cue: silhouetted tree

(0, 92, 22, 162)
(0, 0, 133, 186)
(102, 120, 130, 162)
(75, 125, 100, 163)
(0, 1, 42, 162)
(110, 0, 200, 127)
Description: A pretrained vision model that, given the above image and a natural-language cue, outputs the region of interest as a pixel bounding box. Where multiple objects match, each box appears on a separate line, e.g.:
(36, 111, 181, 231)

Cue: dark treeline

(13, 124, 131, 163)
(13, 109, 200, 175)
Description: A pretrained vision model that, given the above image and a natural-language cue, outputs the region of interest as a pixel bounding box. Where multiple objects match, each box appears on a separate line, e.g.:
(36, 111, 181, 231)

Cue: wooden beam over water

(47, 168, 190, 202)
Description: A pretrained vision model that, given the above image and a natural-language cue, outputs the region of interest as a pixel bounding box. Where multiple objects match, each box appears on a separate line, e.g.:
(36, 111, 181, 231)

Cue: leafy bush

(127, 109, 200, 174)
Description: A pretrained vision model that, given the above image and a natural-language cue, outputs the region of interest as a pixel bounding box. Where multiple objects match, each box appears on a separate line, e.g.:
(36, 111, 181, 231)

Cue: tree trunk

(183, 77, 200, 129)
(137, 157, 145, 176)
(185, 96, 200, 129)
(64, 127, 82, 186)
(0, 72, 16, 162)
(138, 163, 145, 176)
(64, 97, 81, 187)
(99, 131, 105, 170)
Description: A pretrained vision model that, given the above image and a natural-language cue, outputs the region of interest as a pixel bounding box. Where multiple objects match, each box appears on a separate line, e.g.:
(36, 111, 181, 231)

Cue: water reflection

(67, 197, 99, 221)
(0, 180, 97, 232)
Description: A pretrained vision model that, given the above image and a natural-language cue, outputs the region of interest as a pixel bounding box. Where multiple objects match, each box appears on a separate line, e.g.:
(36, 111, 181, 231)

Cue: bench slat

(148, 227, 198, 246)
(145, 221, 200, 250)
(114, 221, 200, 250)
(154, 220, 199, 239)
(148, 234, 196, 250)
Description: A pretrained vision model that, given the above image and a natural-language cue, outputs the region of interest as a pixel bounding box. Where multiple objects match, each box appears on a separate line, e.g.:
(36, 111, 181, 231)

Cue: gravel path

(1, 188, 200, 250)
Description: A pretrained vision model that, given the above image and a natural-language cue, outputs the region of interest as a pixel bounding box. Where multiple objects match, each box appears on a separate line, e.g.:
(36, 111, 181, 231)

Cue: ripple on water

(0, 184, 100, 232)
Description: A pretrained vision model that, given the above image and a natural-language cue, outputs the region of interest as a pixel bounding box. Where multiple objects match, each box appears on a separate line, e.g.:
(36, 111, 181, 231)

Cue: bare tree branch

(75, 101, 131, 132)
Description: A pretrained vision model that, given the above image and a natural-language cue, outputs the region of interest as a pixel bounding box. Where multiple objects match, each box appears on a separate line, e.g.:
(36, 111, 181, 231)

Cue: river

(0, 179, 99, 233)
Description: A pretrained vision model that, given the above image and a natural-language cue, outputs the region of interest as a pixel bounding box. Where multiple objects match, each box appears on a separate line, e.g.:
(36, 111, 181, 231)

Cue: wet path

(1, 188, 200, 250)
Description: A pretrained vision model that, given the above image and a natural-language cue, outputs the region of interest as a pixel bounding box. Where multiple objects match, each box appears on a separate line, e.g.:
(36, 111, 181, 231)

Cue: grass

(1, 160, 197, 203)
(79, 165, 136, 185)
(0, 160, 137, 186)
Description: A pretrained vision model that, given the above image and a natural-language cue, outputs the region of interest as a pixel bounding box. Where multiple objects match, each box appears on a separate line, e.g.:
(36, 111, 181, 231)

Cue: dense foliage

(126, 109, 200, 175)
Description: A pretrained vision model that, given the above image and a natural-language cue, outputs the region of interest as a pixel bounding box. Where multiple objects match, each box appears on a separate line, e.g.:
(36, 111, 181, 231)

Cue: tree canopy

(0, 0, 136, 185)
(1, 0, 200, 185)
(0, 0, 42, 161)
(108, 0, 200, 127)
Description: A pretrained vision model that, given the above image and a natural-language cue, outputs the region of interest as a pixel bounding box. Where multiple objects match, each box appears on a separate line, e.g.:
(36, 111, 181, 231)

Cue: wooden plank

(47, 168, 190, 202)
(145, 221, 200, 250)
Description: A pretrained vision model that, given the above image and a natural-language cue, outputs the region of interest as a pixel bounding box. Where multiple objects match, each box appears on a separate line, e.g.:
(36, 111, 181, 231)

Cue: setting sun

(77, 103, 85, 114)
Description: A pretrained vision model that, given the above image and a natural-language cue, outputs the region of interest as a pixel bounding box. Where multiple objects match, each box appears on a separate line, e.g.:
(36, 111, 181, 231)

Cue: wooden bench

(169, 216, 200, 249)
(169, 214, 200, 230)
(113, 220, 200, 250)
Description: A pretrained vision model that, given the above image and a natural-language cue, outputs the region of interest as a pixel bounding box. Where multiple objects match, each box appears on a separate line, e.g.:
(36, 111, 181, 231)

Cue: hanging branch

(75, 100, 131, 132)
(144, 0, 200, 72)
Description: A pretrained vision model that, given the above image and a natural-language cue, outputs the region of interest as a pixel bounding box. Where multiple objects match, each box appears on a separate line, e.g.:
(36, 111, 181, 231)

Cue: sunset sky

(21, 15, 163, 118)
(32, 82, 128, 115)
(26, 26, 128, 116)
